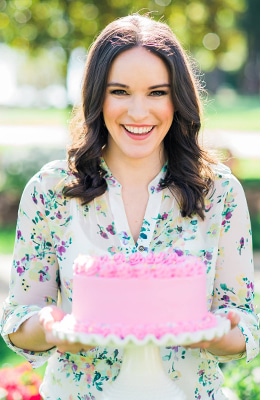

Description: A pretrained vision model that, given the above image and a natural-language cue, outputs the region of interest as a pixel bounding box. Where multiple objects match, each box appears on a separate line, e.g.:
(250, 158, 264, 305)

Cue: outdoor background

(0, 1, 260, 399)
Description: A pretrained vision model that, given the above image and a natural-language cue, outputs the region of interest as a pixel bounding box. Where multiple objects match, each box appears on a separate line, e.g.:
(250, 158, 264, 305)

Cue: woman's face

(102, 47, 174, 162)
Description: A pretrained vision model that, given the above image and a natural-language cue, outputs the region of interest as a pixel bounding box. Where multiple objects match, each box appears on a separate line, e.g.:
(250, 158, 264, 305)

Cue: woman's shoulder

(24, 159, 72, 192)
(211, 162, 235, 180)
(210, 161, 244, 188)
(210, 162, 244, 192)
(37, 160, 69, 178)
(38, 159, 69, 176)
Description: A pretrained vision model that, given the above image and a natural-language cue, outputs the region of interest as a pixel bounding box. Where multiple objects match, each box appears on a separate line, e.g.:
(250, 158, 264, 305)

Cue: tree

(0, 0, 259, 94)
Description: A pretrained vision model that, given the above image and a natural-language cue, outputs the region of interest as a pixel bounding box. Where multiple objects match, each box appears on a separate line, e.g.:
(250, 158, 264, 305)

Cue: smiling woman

(103, 47, 174, 166)
(0, 12, 259, 400)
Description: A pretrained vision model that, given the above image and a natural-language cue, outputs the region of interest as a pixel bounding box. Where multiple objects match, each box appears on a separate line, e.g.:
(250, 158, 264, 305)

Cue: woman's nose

(127, 95, 149, 120)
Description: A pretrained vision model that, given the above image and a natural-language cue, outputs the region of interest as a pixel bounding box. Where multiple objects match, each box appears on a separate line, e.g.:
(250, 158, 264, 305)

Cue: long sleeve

(202, 171, 259, 363)
(0, 162, 67, 367)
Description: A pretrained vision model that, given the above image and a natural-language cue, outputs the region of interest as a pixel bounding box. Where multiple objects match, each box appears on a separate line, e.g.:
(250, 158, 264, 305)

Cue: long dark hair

(63, 13, 217, 220)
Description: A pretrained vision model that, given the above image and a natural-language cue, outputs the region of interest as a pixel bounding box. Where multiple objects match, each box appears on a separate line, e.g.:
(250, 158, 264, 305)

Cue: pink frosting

(73, 252, 204, 279)
(73, 313, 217, 339)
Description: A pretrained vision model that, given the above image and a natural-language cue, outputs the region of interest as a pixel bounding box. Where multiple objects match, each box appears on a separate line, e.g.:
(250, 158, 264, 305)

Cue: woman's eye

(110, 89, 128, 95)
(150, 90, 168, 96)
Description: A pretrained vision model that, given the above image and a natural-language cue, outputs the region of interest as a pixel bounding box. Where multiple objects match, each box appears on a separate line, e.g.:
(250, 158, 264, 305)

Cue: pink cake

(70, 252, 217, 340)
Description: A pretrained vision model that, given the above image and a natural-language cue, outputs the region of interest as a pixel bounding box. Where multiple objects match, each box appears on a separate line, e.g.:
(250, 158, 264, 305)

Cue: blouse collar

(100, 157, 168, 194)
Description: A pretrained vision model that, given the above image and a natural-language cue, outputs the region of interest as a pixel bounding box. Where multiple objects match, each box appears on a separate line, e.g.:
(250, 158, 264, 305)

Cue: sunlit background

(0, 1, 260, 399)
(0, 0, 259, 108)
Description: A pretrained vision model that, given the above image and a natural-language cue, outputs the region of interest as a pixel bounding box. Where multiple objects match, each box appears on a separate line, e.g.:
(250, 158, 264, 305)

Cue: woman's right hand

(38, 305, 93, 353)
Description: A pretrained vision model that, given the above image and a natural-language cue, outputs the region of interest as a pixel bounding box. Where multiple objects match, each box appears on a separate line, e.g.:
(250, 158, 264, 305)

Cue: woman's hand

(38, 305, 93, 354)
(184, 311, 245, 355)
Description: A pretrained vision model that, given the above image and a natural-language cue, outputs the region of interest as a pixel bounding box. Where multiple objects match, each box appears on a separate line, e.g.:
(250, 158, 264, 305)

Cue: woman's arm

(1, 165, 62, 360)
(204, 174, 259, 360)
(8, 312, 53, 352)
(8, 305, 93, 354)
(186, 172, 259, 360)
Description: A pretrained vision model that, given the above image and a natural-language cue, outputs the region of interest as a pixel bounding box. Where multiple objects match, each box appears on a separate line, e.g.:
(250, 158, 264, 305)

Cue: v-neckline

(101, 158, 167, 251)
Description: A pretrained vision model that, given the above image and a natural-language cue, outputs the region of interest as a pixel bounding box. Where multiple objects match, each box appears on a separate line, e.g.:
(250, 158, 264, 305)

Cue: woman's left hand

(184, 311, 243, 354)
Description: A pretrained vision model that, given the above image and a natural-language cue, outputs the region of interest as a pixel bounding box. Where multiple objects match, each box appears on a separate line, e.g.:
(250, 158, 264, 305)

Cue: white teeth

(124, 125, 153, 134)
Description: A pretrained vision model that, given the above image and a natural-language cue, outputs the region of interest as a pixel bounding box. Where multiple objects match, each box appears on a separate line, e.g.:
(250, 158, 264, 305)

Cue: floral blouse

(0, 159, 260, 400)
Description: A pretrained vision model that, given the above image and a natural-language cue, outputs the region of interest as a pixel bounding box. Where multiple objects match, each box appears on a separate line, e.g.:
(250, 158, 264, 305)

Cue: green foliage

(204, 94, 260, 131)
(239, 179, 260, 250)
(0, 0, 259, 92)
(221, 286, 260, 399)
(0, 225, 15, 254)
(0, 106, 72, 126)
(0, 146, 65, 196)
(0, 0, 252, 55)
(221, 355, 260, 400)
(0, 336, 46, 378)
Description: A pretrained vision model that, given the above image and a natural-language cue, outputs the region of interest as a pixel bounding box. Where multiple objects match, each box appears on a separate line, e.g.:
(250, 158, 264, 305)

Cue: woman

(0, 13, 259, 399)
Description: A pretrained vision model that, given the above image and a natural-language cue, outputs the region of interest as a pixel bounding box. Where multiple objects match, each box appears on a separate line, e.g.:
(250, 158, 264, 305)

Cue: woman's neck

(102, 149, 166, 187)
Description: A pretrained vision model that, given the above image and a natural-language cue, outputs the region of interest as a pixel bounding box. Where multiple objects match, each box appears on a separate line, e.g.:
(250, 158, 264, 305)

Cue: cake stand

(52, 315, 230, 400)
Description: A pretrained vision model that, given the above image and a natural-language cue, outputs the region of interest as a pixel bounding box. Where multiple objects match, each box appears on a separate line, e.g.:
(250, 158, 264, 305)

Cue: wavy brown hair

(63, 13, 218, 220)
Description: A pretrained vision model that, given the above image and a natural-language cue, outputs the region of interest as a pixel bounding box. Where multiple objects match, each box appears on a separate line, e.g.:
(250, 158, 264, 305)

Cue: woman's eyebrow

(107, 82, 171, 89)
(107, 82, 128, 88)
(149, 84, 171, 89)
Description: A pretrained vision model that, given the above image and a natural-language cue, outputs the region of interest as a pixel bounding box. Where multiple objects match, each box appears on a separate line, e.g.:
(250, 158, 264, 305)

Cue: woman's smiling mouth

(123, 125, 154, 135)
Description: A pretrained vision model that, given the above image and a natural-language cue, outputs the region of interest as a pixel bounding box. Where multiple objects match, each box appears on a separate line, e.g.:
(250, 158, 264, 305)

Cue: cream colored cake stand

(102, 341, 186, 400)
(53, 315, 230, 400)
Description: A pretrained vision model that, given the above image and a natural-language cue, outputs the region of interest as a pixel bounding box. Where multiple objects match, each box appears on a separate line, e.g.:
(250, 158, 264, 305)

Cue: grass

(204, 93, 260, 131)
(0, 94, 260, 131)
(0, 106, 72, 126)
(233, 158, 260, 180)
(0, 225, 16, 254)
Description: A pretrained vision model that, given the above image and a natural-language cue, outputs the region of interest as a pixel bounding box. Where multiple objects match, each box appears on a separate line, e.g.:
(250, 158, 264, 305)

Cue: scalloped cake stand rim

(52, 314, 231, 348)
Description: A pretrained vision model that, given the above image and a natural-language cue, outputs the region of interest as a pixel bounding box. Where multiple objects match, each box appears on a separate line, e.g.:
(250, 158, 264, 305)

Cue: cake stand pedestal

(102, 342, 186, 400)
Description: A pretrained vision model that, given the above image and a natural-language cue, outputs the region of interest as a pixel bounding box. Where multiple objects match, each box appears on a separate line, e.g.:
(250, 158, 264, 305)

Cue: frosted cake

(69, 252, 217, 340)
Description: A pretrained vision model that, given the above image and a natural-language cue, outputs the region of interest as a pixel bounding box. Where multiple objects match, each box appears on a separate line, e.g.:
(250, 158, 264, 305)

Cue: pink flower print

(198, 369, 204, 378)
(98, 225, 109, 239)
(120, 231, 130, 244)
(162, 212, 168, 220)
(221, 294, 230, 304)
(57, 242, 66, 256)
(205, 251, 212, 261)
(238, 237, 245, 255)
(174, 249, 184, 256)
(225, 210, 232, 220)
(39, 266, 50, 282)
(246, 281, 254, 302)
(106, 224, 116, 235)
(247, 281, 254, 290)
(32, 193, 38, 204)
(16, 264, 25, 276)
(55, 211, 62, 219)
(39, 193, 45, 205)
(17, 230, 22, 240)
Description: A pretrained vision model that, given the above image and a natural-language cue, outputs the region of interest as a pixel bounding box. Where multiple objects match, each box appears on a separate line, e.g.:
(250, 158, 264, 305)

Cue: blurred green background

(0, 1, 259, 399)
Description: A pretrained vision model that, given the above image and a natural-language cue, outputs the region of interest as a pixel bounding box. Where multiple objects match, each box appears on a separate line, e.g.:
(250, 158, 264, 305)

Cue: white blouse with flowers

(0, 158, 260, 400)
